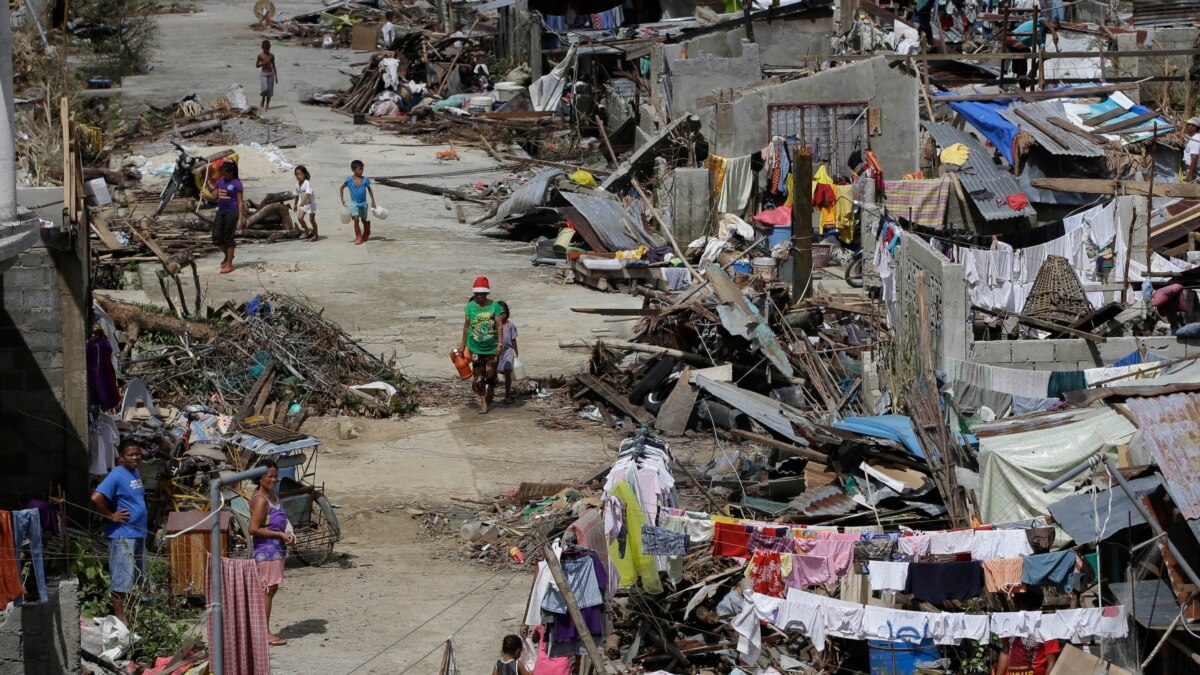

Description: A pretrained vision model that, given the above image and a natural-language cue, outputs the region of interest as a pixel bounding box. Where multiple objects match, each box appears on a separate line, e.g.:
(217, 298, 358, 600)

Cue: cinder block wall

(0, 579, 81, 675)
(0, 199, 90, 508)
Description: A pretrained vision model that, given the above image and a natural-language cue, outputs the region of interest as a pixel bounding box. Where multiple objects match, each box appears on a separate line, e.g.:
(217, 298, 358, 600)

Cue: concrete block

(3, 266, 54, 287)
(19, 311, 62, 334)
(968, 340, 1012, 364)
(1014, 340, 1056, 363)
(15, 330, 61, 352)
(19, 289, 58, 310)
(17, 250, 49, 269)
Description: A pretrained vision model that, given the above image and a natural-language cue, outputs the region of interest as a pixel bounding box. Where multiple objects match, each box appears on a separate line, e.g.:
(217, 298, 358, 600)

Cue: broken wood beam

(1030, 178, 1200, 199)
(576, 373, 654, 426)
(559, 339, 713, 366)
(570, 307, 661, 316)
(374, 177, 490, 204)
(95, 295, 217, 341)
(729, 429, 829, 463)
(971, 304, 1107, 342)
(498, 154, 613, 176)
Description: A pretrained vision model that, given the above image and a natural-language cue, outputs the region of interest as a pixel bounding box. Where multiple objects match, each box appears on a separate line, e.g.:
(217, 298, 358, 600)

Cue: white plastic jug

(340, 206, 352, 224)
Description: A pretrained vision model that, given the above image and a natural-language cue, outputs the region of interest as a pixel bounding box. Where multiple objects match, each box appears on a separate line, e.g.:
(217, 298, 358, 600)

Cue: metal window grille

(767, 103, 870, 180)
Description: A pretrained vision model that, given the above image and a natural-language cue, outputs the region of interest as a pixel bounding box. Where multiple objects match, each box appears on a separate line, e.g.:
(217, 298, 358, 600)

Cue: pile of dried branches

(104, 293, 417, 418)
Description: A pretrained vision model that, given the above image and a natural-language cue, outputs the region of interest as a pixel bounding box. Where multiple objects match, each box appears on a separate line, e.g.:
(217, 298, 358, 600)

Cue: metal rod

(209, 466, 268, 675)
(1103, 457, 1200, 592)
(1041, 452, 1104, 493)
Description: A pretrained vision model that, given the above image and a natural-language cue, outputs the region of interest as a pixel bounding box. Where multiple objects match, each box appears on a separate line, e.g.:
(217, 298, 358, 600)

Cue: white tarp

(979, 407, 1136, 535)
(529, 45, 577, 112)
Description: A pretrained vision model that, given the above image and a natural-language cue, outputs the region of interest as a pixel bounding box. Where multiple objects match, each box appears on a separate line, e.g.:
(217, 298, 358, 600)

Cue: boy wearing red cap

(460, 277, 505, 413)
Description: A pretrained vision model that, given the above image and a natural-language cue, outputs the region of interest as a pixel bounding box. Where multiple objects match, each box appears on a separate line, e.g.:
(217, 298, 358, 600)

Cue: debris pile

(96, 293, 417, 419)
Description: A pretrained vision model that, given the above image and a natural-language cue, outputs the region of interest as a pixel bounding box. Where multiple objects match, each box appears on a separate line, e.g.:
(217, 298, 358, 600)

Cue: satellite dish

(253, 0, 276, 24)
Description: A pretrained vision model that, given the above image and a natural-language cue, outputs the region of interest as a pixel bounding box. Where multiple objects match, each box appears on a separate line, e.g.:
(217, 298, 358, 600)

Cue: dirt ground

(116, 2, 645, 672)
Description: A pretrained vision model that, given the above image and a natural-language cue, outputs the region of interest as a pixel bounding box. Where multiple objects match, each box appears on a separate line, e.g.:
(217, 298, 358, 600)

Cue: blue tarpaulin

(939, 98, 1021, 164)
(833, 415, 925, 458)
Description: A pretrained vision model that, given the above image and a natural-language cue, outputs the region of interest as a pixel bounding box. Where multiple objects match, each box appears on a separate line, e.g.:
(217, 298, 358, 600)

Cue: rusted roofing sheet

(1132, 0, 1200, 27)
(1124, 393, 1200, 520)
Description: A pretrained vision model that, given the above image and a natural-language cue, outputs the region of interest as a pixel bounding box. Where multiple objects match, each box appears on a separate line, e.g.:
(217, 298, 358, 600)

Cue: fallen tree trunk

(246, 202, 294, 229)
(96, 295, 218, 341)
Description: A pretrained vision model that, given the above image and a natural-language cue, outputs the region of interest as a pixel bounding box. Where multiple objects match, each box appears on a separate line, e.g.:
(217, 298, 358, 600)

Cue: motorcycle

(844, 250, 864, 288)
(154, 142, 202, 216)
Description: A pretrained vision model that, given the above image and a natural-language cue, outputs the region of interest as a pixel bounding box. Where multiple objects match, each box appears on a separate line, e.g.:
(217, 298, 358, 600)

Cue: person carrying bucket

(460, 277, 504, 414)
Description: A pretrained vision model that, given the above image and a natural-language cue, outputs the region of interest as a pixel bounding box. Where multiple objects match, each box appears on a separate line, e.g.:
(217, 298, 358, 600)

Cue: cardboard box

(351, 23, 379, 51)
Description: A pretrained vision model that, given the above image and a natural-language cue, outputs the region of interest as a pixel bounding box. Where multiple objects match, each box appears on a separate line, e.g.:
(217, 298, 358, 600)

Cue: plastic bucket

(731, 260, 752, 275)
(340, 206, 352, 224)
(553, 227, 576, 253)
(867, 639, 940, 675)
(768, 225, 792, 248)
(495, 82, 524, 102)
(752, 257, 777, 280)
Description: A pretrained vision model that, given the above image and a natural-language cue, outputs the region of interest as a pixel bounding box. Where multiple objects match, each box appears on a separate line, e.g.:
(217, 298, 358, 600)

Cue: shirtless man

(256, 40, 279, 111)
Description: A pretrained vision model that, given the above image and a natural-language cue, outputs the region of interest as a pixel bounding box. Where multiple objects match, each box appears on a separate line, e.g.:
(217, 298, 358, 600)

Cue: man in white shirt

(1184, 117, 1200, 182)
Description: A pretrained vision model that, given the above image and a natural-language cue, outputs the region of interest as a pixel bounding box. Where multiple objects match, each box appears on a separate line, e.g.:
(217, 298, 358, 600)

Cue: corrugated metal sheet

(559, 192, 642, 252)
(1132, 0, 1200, 27)
(999, 101, 1106, 158)
(1124, 393, 1200, 520)
(1047, 475, 1162, 543)
(484, 168, 562, 228)
(789, 484, 858, 517)
(923, 122, 1037, 222)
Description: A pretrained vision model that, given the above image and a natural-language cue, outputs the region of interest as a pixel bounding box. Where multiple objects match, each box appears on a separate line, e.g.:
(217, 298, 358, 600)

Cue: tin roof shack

(698, 56, 921, 177)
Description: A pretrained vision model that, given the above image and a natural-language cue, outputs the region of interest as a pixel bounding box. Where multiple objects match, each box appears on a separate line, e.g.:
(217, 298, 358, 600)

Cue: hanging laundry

(747, 527, 795, 553)
(794, 538, 855, 577)
(982, 558, 1025, 595)
(906, 561, 983, 604)
(747, 550, 787, 598)
(867, 561, 910, 592)
(206, 557, 271, 675)
(812, 165, 838, 232)
(11, 509, 48, 604)
(707, 154, 754, 214)
(1020, 551, 1078, 591)
(1046, 371, 1087, 398)
(884, 176, 950, 229)
(606, 481, 662, 593)
(641, 525, 689, 556)
(786, 554, 837, 588)
(854, 537, 897, 562)
(834, 185, 855, 243)
(713, 517, 752, 558)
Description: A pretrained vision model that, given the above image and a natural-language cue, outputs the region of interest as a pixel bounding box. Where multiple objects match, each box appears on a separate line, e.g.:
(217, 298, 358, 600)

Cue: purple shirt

(252, 495, 288, 562)
(216, 178, 243, 213)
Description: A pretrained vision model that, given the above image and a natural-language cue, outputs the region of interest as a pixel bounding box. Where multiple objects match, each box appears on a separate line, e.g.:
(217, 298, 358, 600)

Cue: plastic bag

(225, 84, 249, 111)
(512, 357, 526, 380)
(99, 615, 131, 661)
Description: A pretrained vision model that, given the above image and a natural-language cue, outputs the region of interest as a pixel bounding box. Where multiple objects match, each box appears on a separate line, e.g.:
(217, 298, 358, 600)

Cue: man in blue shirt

(91, 440, 148, 625)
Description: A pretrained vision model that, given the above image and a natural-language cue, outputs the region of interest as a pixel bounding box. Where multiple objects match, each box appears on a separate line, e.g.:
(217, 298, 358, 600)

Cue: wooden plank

(570, 307, 661, 316)
(90, 214, 124, 250)
(1031, 178, 1200, 198)
(576, 373, 653, 425)
(373, 178, 490, 204)
(932, 83, 1137, 102)
(654, 367, 697, 437)
(971, 304, 1106, 342)
(729, 429, 829, 463)
(1091, 111, 1160, 134)
(1046, 116, 1108, 145)
(1081, 106, 1129, 126)
(499, 155, 613, 176)
(1013, 108, 1072, 151)
(129, 221, 175, 266)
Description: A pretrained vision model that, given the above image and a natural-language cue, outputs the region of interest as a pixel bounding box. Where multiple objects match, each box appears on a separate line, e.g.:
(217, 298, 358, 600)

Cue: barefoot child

(256, 40, 279, 111)
(292, 165, 319, 241)
(339, 160, 376, 245)
(213, 162, 243, 274)
(496, 301, 519, 403)
(491, 635, 530, 675)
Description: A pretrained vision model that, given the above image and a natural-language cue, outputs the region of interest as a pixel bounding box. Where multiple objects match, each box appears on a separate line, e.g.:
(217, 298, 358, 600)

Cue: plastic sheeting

(979, 408, 1135, 530)
(940, 97, 1021, 165)
(529, 44, 577, 112)
(832, 415, 924, 458)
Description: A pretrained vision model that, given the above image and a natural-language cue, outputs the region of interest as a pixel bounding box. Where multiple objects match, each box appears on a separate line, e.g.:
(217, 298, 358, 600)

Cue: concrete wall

(0, 578, 80, 675)
(894, 231, 970, 368)
(753, 11, 835, 66)
(968, 336, 1197, 371)
(700, 57, 921, 177)
(671, 168, 711, 242)
(661, 40, 762, 117)
(1111, 27, 1198, 106)
(1, 189, 90, 508)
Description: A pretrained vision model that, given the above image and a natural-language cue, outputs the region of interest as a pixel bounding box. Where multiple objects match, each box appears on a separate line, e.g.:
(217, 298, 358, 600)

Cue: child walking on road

(292, 165, 319, 241)
(256, 40, 279, 111)
(496, 301, 520, 403)
(339, 160, 376, 245)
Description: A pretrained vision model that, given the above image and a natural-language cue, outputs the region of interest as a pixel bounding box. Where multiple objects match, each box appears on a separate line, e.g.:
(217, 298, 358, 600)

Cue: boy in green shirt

(460, 276, 505, 414)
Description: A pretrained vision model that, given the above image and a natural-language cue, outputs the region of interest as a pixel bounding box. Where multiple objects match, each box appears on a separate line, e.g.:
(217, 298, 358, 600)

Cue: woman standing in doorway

(459, 277, 504, 414)
(249, 460, 294, 646)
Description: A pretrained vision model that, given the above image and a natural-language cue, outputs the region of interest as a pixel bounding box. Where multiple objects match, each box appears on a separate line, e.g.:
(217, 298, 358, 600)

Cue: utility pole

(791, 146, 814, 299)
(1, 0, 19, 223)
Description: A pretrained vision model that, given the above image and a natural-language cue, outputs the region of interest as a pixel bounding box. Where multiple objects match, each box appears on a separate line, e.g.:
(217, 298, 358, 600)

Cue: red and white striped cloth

(207, 556, 271, 674)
